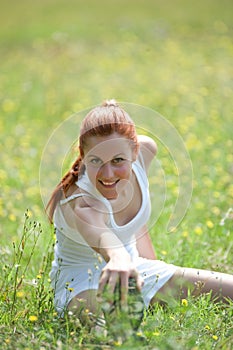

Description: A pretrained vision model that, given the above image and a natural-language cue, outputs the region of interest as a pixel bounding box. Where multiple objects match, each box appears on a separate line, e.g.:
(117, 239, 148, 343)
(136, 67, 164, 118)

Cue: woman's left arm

(137, 135, 157, 173)
(136, 225, 157, 259)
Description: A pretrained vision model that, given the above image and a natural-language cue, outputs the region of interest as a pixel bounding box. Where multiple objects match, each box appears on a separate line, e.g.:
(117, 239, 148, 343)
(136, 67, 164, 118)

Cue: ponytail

(46, 156, 84, 223)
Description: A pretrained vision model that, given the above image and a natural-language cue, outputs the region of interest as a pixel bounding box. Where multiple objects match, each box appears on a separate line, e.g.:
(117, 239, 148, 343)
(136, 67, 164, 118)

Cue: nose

(99, 162, 114, 179)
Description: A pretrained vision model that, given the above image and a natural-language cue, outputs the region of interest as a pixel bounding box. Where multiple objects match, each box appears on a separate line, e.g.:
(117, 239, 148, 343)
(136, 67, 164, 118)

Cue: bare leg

(68, 289, 99, 314)
(151, 267, 233, 305)
(68, 289, 105, 329)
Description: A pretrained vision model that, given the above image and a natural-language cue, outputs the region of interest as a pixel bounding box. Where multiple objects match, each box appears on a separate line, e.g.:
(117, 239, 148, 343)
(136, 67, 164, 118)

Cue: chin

(101, 191, 118, 200)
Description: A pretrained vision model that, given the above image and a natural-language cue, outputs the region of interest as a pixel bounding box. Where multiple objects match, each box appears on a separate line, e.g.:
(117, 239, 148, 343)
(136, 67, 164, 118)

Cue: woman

(47, 100, 233, 331)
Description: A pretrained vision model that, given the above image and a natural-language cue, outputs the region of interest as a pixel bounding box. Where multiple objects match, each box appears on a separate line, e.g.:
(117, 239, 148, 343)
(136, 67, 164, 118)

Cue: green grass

(0, 0, 233, 348)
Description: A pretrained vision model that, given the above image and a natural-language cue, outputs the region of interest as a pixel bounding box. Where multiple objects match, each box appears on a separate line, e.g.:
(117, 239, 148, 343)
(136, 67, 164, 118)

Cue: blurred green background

(0, 0, 232, 269)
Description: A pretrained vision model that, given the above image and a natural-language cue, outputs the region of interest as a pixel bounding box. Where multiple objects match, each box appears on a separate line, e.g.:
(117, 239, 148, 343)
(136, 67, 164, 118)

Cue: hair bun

(102, 99, 118, 107)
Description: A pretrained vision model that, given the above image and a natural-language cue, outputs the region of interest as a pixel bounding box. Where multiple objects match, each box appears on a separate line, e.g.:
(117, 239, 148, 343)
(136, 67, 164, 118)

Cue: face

(82, 133, 137, 199)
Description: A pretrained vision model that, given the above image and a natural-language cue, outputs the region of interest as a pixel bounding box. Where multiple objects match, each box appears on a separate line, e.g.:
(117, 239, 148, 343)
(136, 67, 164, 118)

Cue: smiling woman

(84, 134, 136, 200)
(46, 100, 233, 339)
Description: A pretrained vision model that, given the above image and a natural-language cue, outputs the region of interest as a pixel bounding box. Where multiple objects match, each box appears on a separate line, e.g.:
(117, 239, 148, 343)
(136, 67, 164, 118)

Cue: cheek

(86, 166, 99, 181)
(115, 164, 132, 178)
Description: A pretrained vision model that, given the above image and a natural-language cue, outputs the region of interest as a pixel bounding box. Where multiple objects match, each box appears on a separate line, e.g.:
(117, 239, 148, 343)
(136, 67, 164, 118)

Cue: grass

(0, 0, 233, 348)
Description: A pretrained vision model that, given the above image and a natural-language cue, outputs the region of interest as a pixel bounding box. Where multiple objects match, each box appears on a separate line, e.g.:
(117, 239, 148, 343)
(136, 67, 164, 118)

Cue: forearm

(136, 226, 157, 259)
(96, 231, 130, 262)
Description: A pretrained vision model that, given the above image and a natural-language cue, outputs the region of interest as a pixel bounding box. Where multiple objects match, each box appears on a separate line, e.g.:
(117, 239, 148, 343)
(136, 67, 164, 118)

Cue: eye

(112, 157, 125, 164)
(89, 158, 102, 165)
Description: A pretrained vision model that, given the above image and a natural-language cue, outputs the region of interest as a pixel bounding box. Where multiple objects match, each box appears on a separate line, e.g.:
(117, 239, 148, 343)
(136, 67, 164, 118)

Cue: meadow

(0, 0, 233, 348)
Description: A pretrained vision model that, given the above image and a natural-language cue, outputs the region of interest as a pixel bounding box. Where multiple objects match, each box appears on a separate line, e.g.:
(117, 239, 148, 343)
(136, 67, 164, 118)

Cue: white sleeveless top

(53, 152, 151, 261)
(50, 152, 177, 313)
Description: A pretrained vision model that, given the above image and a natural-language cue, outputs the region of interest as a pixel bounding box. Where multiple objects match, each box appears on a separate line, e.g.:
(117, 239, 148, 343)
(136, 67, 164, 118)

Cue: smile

(98, 180, 120, 187)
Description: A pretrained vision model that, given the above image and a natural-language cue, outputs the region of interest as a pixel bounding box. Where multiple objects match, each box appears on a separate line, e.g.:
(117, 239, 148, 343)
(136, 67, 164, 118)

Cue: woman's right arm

(62, 199, 143, 300)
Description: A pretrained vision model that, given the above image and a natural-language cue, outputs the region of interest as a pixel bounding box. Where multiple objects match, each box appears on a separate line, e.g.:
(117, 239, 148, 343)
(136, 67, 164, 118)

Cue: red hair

(46, 100, 139, 222)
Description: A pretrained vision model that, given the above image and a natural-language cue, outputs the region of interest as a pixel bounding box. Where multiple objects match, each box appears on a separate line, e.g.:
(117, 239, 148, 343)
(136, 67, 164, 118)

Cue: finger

(107, 271, 119, 294)
(120, 273, 129, 308)
(136, 275, 144, 292)
(97, 270, 110, 299)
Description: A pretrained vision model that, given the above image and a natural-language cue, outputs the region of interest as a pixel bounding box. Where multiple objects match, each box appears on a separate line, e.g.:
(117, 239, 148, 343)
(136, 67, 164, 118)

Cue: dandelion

(212, 335, 218, 341)
(212, 206, 220, 215)
(9, 213, 16, 222)
(36, 274, 42, 279)
(29, 315, 38, 322)
(206, 220, 214, 229)
(213, 191, 220, 198)
(152, 331, 160, 336)
(2, 99, 16, 113)
(161, 250, 167, 256)
(114, 340, 122, 346)
(27, 210, 33, 218)
(16, 291, 25, 298)
(181, 299, 188, 307)
(136, 331, 144, 337)
(205, 325, 210, 330)
(68, 287, 74, 292)
(194, 226, 203, 235)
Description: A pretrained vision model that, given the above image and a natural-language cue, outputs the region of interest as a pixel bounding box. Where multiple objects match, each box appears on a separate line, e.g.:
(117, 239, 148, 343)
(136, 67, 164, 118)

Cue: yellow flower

(194, 226, 203, 235)
(16, 291, 25, 298)
(153, 331, 160, 336)
(68, 287, 74, 292)
(205, 325, 210, 330)
(212, 335, 218, 341)
(181, 299, 188, 307)
(212, 207, 220, 215)
(114, 340, 122, 346)
(206, 220, 214, 229)
(2, 99, 16, 113)
(29, 315, 38, 322)
(9, 213, 16, 222)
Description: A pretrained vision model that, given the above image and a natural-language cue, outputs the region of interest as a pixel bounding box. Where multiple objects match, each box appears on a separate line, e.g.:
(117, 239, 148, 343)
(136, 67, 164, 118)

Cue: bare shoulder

(137, 135, 157, 171)
(138, 135, 157, 155)
(64, 188, 107, 226)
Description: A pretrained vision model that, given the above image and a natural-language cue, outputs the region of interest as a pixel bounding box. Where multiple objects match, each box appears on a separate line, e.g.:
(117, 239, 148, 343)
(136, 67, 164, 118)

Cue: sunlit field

(0, 0, 233, 348)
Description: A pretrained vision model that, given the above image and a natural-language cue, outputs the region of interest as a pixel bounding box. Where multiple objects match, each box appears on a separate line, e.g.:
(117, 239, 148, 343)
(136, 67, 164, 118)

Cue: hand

(97, 250, 144, 308)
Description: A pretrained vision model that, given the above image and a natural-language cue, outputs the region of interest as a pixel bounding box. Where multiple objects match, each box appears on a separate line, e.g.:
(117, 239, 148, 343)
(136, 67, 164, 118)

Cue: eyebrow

(86, 153, 126, 159)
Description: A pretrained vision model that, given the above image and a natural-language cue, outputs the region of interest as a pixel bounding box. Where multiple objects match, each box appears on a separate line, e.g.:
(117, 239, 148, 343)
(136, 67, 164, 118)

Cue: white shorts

(50, 258, 177, 314)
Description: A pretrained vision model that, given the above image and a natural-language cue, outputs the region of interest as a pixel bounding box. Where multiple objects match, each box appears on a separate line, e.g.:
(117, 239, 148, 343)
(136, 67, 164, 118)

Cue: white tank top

(54, 152, 151, 262)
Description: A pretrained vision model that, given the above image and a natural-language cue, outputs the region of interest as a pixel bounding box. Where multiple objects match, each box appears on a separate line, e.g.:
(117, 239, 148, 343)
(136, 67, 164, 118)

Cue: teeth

(101, 181, 116, 186)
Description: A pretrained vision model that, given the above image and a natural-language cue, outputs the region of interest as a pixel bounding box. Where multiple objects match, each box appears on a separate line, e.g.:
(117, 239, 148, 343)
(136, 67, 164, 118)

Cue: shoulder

(137, 135, 157, 171)
(138, 135, 157, 155)
(61, 187, 108, 227)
